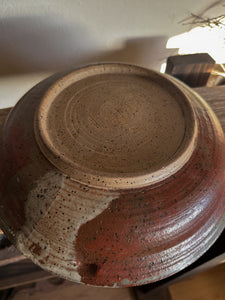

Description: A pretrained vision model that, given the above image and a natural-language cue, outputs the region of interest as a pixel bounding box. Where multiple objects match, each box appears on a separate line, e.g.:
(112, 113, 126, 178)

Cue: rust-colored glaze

(29, 242, 42, 256)
(0, 72, 64, 240)
(0, 122, 31, 231)
(75, 98, 225, 286)
(0, 63, 225, 287)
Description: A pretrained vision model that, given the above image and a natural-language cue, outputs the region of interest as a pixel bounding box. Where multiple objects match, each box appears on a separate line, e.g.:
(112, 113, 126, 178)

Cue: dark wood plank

(169, 262, 225, 300)
(195, 85, 225, 132)
(0, 259, 54, 290)
(166, 53, 215, 87)
(0, 246, 25, 267)
(134, 286, 172, 300)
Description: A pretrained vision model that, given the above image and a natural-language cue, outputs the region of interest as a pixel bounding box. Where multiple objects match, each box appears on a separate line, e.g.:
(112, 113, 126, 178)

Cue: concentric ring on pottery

(35, 63, 197, 189)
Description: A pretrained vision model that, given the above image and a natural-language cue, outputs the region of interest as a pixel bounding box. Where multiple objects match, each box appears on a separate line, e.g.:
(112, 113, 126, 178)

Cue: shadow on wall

(0, 16, 99, 75)
(94, 37, 178, 71)
(0, 15, 178, 75)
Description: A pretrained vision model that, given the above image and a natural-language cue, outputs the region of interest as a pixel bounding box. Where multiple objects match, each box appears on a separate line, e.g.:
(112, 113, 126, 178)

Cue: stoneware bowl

(0, 63, 225, 287)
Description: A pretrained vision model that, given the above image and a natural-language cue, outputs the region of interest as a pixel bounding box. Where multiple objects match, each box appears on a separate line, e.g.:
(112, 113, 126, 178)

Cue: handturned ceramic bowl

(0, 63, 225, 287)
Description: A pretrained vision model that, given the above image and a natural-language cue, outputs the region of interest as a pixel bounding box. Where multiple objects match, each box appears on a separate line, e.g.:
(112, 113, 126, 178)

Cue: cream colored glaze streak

(16, 171, 119, 283)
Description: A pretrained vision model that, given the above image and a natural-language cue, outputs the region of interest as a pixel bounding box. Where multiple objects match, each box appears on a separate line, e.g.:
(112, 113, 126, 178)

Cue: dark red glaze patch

(75, 110, 225, 287)
(0, 122, 31, 230)
(29, 242, 42, 256)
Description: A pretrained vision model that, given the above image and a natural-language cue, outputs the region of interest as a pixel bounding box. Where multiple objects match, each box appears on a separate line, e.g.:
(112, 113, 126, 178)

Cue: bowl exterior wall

(0, 66, 225, 287)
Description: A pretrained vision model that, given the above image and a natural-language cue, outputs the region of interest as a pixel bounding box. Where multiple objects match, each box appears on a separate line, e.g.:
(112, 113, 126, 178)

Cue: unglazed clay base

(35, 64, 196, 188)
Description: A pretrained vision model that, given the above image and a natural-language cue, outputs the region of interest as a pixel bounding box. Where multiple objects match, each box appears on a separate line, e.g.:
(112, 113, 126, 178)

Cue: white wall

(0, 0, 222, 107)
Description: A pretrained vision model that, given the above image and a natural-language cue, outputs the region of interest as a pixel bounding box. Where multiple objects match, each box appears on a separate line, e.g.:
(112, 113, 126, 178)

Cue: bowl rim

(34, 62, 198, 189)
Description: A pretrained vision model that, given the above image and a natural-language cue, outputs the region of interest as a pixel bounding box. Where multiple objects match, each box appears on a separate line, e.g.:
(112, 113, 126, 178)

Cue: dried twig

(180, 13, 225, 28)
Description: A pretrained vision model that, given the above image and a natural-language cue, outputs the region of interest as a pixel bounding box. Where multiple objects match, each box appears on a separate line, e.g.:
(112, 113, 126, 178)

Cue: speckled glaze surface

(0, 63, 225, 287)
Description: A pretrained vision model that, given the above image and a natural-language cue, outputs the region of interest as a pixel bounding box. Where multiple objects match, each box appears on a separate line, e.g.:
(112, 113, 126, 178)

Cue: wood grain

(10, 280, 135, 300)
(169, 262, 225, 300)
(0, 245, 25, 267)
(166, 54, 215, 87)
(0, 259, 54, 291)
(195, 86, 225, 132)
